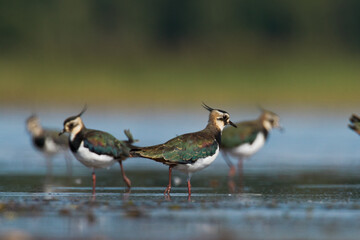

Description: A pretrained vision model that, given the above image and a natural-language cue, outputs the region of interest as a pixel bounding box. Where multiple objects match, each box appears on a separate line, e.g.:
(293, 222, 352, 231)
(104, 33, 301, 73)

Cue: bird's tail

(128, 139, 146, 158)
(124, 129, 138, 144)
(129, 148, 142, 158)
(123, 129, 140, 150)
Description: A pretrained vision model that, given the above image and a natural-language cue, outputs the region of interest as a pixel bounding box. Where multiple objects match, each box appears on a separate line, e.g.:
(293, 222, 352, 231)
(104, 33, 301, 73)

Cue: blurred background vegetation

(1, 0, 360, 109)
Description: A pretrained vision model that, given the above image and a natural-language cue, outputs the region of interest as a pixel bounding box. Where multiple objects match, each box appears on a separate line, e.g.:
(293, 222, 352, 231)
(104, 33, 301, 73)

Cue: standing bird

(26, 115, 72, 177)
(59, 107, 136, 194)
(349, 114, 360, 135)
(130, 103, 236, 197)
(220, 109, 282, 178)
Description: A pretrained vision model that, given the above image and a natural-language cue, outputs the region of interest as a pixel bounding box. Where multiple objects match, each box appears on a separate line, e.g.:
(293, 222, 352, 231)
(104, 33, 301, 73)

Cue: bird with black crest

(130, 103, 236, 199)
(59, 106, 137, 195)
(26, 114, 72, 180)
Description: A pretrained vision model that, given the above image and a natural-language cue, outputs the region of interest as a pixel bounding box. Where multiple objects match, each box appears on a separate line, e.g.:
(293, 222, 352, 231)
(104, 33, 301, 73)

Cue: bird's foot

(124, 177, 132, 189)
(164, 194, 171, 201)
(164, 185, 171, 195)
(187, 194, 191, 202)
(91, 192, 96, 202)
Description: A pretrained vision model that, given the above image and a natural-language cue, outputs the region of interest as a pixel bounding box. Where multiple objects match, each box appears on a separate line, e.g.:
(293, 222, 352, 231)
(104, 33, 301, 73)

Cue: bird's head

(26, 114, 43, 136)
(203, 102, 237, 131)
(260, 108, 282, 131)
(59, 106, 87, 136)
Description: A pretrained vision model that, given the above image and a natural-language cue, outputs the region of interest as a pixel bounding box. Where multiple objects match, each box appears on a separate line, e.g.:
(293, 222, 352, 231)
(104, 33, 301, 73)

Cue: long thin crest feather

(29, 112, 37, 119)
(257, 105, 277, 116)
(26, 113, 38, 123)
(257, 104, 266, 113)
(76, 105, 87, 117)
(202, 102, 214, 112)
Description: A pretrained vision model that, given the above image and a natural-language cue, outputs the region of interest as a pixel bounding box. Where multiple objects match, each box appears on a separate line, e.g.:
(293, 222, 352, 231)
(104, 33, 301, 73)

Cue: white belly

(174, 147, 219, 174)
(43, 138, 61, 155)
(74, 142, 116, 169)
(228, 133, 265, 157)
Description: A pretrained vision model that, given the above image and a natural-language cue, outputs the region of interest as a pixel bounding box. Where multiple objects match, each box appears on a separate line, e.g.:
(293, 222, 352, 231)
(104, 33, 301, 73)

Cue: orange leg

(222, 152, 236, 178)
(187, 174, 193, 201)
(164, 166, 173, 195)
(229, 166, 236, 178)
(187, 178, 191, 196)
(92, 170, 96, 195)
(119, 161, 131, 188)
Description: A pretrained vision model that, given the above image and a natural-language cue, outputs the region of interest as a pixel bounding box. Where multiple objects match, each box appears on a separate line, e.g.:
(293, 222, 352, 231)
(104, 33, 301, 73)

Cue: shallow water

(2, 169, 360, 240)
(1, 107, 360, 239)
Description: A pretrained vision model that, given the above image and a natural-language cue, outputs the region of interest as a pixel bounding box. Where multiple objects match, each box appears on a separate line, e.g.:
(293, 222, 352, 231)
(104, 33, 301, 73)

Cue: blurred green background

(1, 0, 360, 109)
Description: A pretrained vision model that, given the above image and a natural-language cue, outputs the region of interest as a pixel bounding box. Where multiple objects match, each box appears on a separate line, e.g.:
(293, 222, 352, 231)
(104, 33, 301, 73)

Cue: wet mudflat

(2, 108, 360, 239)
(1, 167, 360, 240)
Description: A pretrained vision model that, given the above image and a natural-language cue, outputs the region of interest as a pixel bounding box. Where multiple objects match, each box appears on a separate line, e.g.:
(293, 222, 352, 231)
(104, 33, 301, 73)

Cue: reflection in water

(225, 155, 245, 194)
(1, 168, 360, 239)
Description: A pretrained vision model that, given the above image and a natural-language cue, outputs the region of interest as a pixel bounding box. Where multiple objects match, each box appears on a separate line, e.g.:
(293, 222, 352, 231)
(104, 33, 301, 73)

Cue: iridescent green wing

(84, 130, 130, 158)
(138, 132, 218, 164)
(221, 121, 262, 149)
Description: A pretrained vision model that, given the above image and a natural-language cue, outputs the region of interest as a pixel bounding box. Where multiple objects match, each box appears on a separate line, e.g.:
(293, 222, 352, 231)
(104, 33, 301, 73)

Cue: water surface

(1, 107, 360, 240)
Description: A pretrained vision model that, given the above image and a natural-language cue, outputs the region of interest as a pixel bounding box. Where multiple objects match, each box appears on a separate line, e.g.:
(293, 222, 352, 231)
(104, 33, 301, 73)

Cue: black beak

(59, 129, 65, 136)
(229, 121, 237, 128)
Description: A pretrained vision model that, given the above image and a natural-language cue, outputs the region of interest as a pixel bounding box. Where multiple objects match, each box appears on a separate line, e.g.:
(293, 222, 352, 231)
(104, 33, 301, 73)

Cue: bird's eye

(68, 123, 74, 128)
(269, 119, 274, 124)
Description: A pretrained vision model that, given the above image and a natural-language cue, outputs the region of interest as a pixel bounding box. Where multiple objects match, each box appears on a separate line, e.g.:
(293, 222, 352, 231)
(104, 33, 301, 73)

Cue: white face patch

(66, 117, 83, 136)
(213, 111, 229, 130)
(70, 132, 76, 141)
(71, 123, 82, 136)
(263, 120, 272, 131)
(215, 119, 226, 130)
(27, 121, 43, 136)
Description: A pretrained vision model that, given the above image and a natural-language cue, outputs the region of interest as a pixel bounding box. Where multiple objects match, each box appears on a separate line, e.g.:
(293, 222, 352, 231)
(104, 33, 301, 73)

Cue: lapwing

(349, 114, 360, 135)
(26, 114, 72, 177)
(220, 108, 282, 178)
(130, 103, 236, 197)
(59, 107, 136, 194)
